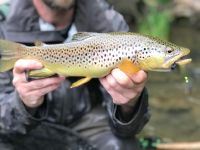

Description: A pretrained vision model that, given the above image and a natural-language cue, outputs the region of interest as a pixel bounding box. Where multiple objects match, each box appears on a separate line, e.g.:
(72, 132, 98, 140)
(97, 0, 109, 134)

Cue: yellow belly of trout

(28, 57, 140, 88)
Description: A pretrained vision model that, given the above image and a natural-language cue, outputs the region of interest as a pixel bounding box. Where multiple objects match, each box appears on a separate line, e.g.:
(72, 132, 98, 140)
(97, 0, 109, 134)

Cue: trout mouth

(171, 56, 192, 70)
(162, 48, 192, 70)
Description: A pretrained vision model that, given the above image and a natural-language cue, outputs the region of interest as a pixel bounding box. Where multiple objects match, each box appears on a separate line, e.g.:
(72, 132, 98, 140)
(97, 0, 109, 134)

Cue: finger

(101, 74, 132, 95)
(99, 78, 128, 104)
(29, 83, 62, 98)
(21, 95, 44, 108)
(14, 59, 43, 74)
(130, 70, 148, 84)
(13, 59, 43, 83)
(99, 77, 110, 90)
(100, 75, 121, 92)
(24, 76, 65, 91)
(111, 68, 134, 88)
(100, 75, 144, 102)
(12, 73, 27, 86)
(19, 82, 62, 108)
(105, 74, 121, 91)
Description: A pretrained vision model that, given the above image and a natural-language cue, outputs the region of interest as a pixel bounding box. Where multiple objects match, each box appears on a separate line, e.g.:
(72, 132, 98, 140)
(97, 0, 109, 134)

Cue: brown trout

(0, 32, 192, 88)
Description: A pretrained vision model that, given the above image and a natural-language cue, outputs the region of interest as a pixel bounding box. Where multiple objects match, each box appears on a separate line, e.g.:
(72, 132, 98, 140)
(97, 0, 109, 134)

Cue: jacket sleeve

(100, 85, 150, 137)
(0, 71, 48, 135)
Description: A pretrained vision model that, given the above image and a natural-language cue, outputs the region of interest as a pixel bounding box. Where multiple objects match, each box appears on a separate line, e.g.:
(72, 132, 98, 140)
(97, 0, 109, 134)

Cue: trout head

(135, 41, 192, 72)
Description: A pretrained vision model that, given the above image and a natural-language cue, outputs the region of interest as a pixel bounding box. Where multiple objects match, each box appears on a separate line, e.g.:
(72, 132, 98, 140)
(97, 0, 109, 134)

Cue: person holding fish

(0, 0, 150, 149)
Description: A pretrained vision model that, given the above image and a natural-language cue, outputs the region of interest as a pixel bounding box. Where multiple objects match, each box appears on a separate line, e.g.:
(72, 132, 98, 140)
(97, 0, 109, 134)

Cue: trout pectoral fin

(28, 68, 56, 79)
(117, 59, 141, 76)
(70, 77, 92, 88)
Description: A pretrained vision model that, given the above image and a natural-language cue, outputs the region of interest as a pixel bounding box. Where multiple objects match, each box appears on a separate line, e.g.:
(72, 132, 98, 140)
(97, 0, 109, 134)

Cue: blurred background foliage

(108, 0, 200, 41)
(137, 0, 172, 40)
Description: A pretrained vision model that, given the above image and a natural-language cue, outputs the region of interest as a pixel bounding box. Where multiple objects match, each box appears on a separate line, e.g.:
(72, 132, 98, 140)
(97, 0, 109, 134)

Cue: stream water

(140, 24, 200, 142)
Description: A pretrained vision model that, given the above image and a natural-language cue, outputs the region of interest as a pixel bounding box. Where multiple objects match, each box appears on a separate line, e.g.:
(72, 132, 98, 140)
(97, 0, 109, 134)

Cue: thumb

(14, 59, 43, 74)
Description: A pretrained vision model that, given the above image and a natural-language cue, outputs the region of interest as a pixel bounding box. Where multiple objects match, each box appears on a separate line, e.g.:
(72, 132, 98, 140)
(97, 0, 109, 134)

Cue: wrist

(120, 95, 140, 114)
(21, 95, 45, 108)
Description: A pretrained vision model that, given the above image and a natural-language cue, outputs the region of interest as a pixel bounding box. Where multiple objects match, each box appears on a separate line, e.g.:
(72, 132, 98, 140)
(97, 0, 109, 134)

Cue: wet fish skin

(0, 32, 192, 87)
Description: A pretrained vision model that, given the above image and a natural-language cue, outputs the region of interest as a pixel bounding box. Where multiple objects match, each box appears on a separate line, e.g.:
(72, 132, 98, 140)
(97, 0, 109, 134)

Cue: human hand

(99, 68, 147, 113)
(12, 59, 65, 108)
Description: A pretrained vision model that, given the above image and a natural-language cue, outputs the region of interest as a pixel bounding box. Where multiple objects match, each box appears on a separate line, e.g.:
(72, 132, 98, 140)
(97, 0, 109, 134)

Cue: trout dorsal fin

(108, 32, 132, 35)
(34, 40, 46, 46)
(71, 32, 100, 41)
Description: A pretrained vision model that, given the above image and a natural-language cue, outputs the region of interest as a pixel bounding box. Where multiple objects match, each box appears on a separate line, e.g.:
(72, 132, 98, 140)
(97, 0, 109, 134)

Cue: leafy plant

(138, 0, 172, 40)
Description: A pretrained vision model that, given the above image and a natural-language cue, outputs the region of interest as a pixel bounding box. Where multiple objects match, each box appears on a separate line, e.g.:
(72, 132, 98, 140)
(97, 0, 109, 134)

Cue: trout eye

(166, 47, 174, 54)
(167, 50, 173, 53)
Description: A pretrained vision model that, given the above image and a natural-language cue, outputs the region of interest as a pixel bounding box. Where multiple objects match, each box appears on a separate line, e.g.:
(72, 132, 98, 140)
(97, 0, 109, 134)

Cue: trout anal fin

(28, 68, 56, 79)
(117, 59, 141, 76)
(70, 77, 92, 88)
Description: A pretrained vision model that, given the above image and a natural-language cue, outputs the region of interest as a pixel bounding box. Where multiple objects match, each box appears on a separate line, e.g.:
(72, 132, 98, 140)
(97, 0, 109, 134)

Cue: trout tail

(0, 39, 23, 72)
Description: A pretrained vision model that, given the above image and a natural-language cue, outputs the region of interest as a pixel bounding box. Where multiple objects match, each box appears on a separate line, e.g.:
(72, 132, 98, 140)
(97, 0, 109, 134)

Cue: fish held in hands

(0, 32, 192, 88)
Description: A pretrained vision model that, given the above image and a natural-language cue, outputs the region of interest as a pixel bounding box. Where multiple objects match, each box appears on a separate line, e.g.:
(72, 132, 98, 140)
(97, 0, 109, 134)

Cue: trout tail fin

(0, 39, 22, 72)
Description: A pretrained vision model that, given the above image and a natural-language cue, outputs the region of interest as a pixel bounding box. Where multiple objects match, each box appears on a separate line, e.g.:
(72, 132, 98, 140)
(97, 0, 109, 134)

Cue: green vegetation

(138, 0, 172, 40)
